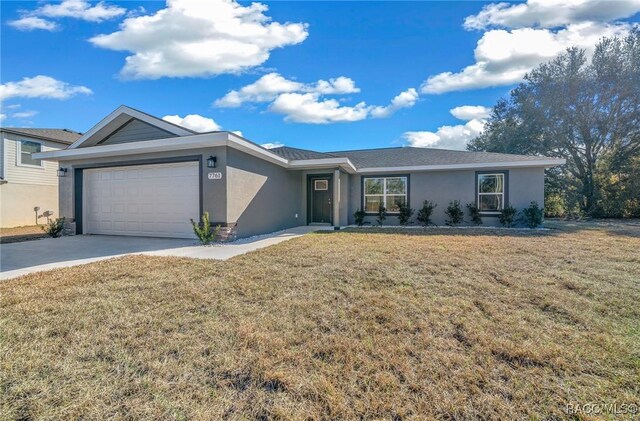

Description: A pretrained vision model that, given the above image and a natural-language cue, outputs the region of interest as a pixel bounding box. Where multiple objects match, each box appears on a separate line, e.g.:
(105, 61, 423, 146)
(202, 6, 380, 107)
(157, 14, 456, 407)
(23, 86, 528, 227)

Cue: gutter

(34, 133, 565, 174)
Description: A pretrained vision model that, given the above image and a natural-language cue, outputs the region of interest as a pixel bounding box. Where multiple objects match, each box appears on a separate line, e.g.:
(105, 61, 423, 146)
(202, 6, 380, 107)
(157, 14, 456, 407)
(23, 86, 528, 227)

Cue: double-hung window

(18, 140, 43, 167)
(363, 176, 408, 213)
(477, 172, 506, 213)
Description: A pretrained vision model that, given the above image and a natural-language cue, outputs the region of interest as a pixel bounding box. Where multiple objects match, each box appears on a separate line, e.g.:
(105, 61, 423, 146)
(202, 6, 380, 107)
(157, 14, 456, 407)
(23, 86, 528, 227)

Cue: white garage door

(84, 162, 199, 238)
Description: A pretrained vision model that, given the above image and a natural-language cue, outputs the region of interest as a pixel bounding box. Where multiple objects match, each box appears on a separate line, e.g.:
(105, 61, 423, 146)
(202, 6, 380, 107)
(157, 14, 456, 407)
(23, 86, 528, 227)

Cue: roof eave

(34, 132, 290, 167)
(1, 128, 76, 145)
(356, 158, 566, 174)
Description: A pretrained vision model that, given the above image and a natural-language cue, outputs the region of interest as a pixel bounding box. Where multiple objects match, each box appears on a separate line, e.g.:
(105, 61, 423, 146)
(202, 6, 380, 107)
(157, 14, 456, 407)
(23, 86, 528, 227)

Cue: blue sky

(1, 0, 639, 151)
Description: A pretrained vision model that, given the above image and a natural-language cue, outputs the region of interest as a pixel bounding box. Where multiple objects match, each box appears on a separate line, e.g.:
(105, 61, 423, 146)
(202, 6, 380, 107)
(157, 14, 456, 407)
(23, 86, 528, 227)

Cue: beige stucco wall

(0, 182, 59, 227)
(1, 131, 66, 227)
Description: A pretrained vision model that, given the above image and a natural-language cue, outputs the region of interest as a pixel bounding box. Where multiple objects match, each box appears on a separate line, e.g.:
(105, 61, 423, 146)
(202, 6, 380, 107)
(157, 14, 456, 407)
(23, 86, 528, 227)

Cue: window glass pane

(365, 195, 383, 212)
(386, 195, 406, 212)
(20, 141, 42, 166)
(386, 177, 407, 194)
(479, 174, 504, 193)
(364, 178, 383, 194)
(479, 194, 503, 211)
(314, 180, 328, 191)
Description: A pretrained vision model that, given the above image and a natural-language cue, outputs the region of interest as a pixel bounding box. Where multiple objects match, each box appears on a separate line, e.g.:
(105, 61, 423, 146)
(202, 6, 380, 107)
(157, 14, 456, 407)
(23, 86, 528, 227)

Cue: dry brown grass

(1, 222, 639, 420)
(0, 225, 47, 244)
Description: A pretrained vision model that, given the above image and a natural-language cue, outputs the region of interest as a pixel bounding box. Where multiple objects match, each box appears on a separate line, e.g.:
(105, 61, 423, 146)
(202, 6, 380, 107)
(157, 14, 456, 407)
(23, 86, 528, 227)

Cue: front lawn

(0, 225, 47, 244)
(1, 222, 639, 419)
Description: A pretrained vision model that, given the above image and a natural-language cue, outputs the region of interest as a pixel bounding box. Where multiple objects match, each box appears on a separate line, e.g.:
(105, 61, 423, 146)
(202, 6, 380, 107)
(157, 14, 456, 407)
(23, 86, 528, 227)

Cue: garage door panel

(84, 162, 199, 239)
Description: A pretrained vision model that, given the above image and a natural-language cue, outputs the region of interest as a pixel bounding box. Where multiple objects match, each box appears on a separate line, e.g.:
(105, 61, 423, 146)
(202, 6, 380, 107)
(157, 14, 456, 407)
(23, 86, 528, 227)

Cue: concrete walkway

(0, 226, 334, 281)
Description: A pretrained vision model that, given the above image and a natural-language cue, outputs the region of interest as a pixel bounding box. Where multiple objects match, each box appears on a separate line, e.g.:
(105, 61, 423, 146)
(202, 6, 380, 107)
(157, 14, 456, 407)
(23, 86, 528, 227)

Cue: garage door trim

(74, 155, 203, 234)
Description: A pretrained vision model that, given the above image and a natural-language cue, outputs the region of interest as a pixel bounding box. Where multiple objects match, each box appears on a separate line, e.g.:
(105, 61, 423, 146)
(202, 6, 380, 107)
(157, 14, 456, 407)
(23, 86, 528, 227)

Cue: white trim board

(36, 131, 565, 174)
(67, 105, 194, 149)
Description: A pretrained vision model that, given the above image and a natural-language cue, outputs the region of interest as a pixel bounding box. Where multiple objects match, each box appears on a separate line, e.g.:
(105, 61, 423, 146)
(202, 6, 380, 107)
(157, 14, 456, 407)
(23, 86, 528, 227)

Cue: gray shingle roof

(270, 145, 555, 169)
(0, 128, 82, 144)
(327, 147, 551, 168)
(269, 146, 335, 160)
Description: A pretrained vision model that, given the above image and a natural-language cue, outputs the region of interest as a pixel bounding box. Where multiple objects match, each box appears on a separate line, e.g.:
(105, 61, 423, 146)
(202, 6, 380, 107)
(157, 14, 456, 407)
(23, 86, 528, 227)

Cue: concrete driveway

(0, 226, 333, 281)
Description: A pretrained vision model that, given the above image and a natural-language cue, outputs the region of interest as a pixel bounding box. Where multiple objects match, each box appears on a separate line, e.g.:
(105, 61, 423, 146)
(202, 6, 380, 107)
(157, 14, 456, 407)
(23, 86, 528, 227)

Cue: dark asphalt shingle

(270, 145, 555, 169)
(269, 146, 335, 160)
(0, 128, 82, 144)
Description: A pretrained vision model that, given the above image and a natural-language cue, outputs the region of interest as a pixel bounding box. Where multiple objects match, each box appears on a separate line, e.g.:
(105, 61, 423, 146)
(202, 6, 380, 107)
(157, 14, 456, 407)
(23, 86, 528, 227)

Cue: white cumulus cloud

(12, 110, 39, 119)
(449, 105, 491, 120)
(90, 0, 309, 79)
(0, 76, 92, 102)
(0, 114, 6, 122)
(214, 73, 359, 107)
(162, 114, 221, 132)
(270, 93, 370, 124)
(422, 0, 639, 94)
(422, 22, 633, 94)
(8, 0, 125, 31)
(217, 73, 417, 124)
(261, 142, 284, 149)
(370, 88, 419, 118)
(36, 0, 125, 22)
(403, 105, 490, 150)
(464, 0, 640, 30)
(8, 16, 59, 31)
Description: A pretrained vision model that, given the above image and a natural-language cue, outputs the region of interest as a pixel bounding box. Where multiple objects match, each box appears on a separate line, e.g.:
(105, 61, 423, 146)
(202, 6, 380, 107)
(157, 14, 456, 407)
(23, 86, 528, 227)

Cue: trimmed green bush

(466, 203, 483, 225)
(522, 201, 544, 228)
(445, 200, 464, 226)
(376, 204, 387, 226)
(353, 209, 366, 226)
(416, 201, 437, 226)
(397, 203, 414, 226)
(499, 205, 517, 227)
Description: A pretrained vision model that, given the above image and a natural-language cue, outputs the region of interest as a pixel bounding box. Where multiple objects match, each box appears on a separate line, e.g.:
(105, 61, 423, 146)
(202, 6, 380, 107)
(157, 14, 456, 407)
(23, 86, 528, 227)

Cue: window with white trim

(477, 173, 505, 213)
(363, 176, 408, 213)
(18, 140, 43, 167)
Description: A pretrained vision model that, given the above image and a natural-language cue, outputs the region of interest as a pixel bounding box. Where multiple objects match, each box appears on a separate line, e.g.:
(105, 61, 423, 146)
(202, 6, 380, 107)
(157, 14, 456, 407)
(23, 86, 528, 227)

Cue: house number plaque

(208, 172, 223, 180)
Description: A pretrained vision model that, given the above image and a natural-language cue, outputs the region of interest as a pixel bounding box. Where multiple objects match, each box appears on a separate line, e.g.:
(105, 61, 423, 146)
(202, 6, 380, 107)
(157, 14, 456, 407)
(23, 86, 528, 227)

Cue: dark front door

(310, 177, 332, 224)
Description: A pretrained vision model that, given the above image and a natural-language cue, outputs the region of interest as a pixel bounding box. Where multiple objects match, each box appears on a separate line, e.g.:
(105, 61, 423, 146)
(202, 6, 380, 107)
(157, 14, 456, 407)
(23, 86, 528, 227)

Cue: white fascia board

(288, 158, 357, 173)
(34, 132, 229, 161)
(356, 159, 566, 174)
(226, 132, 289, 166)
(67, 105, 193, 149)
(34, 132, 291, 167)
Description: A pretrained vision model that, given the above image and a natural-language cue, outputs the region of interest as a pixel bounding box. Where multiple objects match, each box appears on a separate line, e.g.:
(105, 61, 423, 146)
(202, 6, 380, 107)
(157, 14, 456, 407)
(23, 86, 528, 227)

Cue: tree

(469, 31, 640, 217)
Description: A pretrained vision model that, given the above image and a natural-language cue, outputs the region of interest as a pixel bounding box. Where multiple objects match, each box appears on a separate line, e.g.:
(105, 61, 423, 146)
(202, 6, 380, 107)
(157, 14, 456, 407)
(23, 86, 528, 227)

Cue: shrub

(376, 204, 387, 226)
(190, 212, 221, 244)
(499, 205, 517, 227)
(445, 200, 464, 226)
(522, 201, 544, 228)
(42, 217, 65, 238)
(416, 201, 437, 226)
(466, 203, 483, 225)
(353, 209, 366, 226)
(397, 203, 414, 226)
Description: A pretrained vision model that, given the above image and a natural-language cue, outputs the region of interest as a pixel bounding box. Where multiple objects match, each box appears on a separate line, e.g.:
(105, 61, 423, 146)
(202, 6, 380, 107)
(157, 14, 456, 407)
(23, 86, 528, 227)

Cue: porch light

(57, 167, 68, 177)
(207, 156, 217, 168)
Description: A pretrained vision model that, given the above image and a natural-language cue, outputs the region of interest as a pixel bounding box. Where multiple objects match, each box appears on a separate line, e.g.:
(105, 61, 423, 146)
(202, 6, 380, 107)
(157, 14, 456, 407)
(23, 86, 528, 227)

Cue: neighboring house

(35, 105, 565, 240)
(1, 128, 82, 228)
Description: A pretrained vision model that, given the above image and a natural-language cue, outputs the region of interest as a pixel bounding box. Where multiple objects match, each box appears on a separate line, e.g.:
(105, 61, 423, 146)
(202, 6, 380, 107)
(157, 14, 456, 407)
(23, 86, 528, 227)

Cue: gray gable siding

(98, 118, 174, 146)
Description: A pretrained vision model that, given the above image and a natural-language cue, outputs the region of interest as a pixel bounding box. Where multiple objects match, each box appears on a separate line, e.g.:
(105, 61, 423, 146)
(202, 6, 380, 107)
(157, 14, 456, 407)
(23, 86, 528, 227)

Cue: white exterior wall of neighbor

(0, 131, 67, 227)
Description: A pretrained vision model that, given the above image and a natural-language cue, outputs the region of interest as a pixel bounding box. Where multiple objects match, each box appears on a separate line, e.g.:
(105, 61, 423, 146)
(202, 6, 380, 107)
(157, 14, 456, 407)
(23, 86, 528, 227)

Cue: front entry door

(310, 177, 332, 224)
